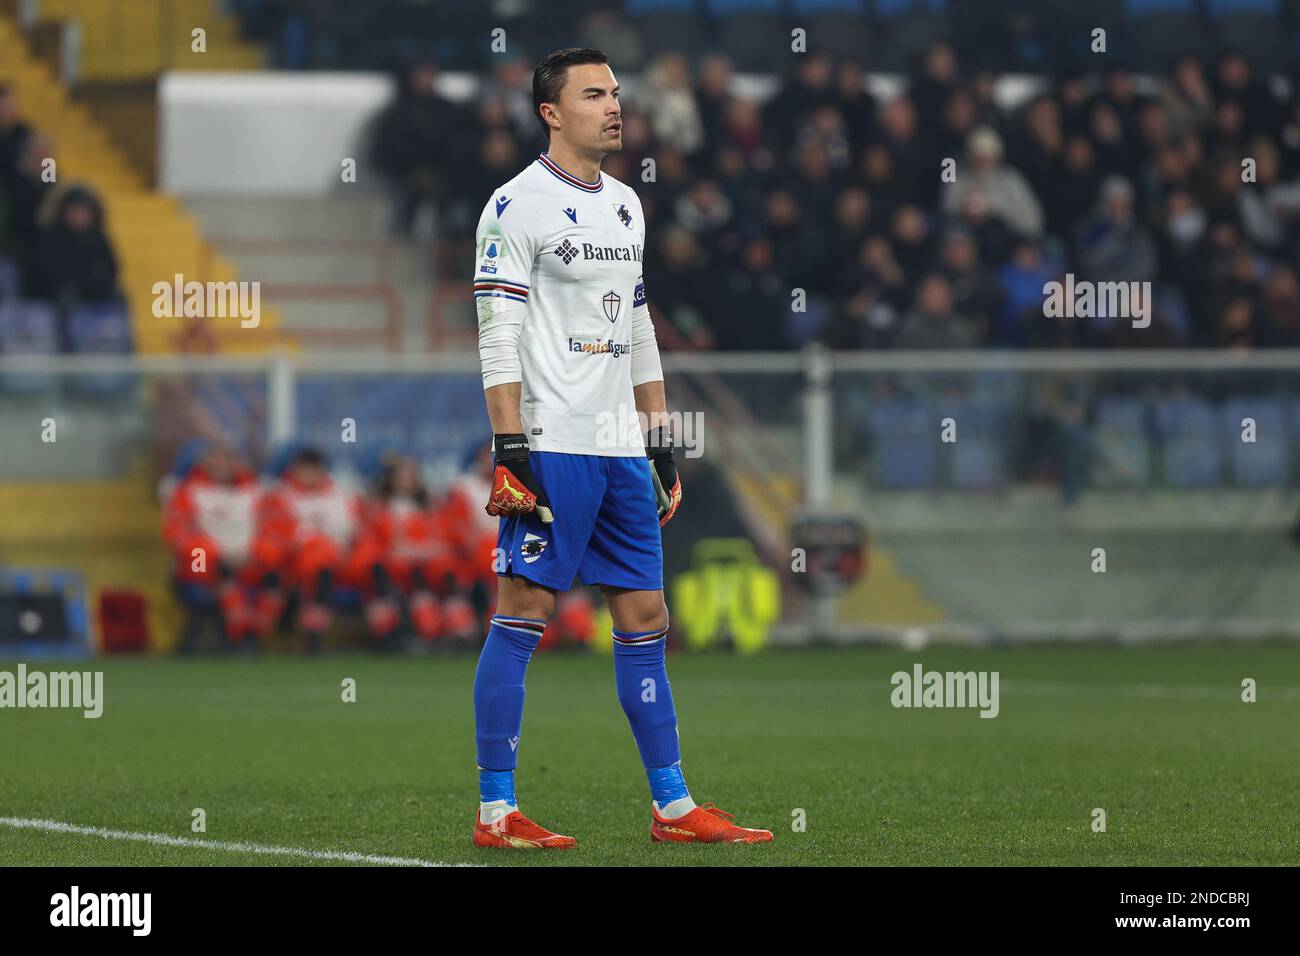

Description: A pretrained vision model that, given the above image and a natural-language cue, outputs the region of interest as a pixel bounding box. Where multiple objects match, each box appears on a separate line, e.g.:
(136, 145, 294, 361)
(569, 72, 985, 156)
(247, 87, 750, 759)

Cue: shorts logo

(602, 290, 622, 324)
(521, 532, 548, 564)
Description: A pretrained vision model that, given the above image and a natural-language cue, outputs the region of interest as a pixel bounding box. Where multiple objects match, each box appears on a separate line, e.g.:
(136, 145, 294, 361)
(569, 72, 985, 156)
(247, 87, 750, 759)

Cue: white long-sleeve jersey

(474, 152, 663, 457)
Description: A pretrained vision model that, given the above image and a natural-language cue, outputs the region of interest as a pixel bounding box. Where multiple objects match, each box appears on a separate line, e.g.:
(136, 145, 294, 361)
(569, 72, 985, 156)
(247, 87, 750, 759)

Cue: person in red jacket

(354, 453, 478, 648)
(258, 446, 363, 653)
(163, 442, 278, 650)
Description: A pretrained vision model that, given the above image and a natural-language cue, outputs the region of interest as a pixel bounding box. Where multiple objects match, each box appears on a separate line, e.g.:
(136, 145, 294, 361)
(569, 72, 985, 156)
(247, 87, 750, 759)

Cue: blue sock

(473, 615, 545, 784)
(612, 624, 682, 777)
(478, 768, 516, 807)
(646, 761, 690, 805)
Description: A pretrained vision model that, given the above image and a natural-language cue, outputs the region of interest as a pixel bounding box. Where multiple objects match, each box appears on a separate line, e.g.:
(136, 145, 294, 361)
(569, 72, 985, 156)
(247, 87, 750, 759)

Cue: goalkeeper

(467, 47, 772, 849)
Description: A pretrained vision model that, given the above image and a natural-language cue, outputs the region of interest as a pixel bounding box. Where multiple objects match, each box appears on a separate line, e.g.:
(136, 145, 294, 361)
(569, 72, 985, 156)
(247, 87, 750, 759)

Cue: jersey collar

(536, 152, 604, 193)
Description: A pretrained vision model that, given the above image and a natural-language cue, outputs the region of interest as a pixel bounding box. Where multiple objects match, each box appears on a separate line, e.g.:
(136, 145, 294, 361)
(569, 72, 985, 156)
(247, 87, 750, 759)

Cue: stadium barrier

(1, 348, 1299, 648)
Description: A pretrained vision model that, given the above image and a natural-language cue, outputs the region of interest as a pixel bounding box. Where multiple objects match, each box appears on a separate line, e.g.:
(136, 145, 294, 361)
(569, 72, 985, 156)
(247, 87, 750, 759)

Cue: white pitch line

(0, 817, 470, 867)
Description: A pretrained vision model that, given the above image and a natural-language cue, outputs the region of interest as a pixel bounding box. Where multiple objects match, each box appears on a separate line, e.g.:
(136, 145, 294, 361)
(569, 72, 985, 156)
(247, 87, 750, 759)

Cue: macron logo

(509, 736, 520, 752)
(495, 195, 512, 217)
(563, 207, 577, 223)
(50, 886, 151, 936)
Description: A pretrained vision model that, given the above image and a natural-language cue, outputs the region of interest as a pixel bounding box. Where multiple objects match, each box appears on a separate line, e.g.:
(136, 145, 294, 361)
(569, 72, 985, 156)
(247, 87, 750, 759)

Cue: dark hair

(532, 48, 608, 141)
(292, 447, 326, 468)
(376, 457, 429, 507)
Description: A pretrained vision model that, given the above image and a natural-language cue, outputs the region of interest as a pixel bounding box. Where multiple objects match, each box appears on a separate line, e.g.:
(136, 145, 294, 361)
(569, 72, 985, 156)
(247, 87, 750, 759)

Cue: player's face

(554, 63, 621, 155)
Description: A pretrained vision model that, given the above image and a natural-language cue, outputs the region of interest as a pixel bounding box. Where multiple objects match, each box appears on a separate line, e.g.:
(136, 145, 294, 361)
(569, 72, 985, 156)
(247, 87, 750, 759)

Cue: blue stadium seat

(790, 0, 866, 13)
(875, 0, 946, 13)
(951, 439, 1006, 489)
(67, 300, 133, 354)
(1206, 0, 1277, 12)
(1092, 397, 1151, 487)
(1124, 0, 1209, 68)
(793, 0, 872, 57)
(943, 399, 1009, 490)
(1124, 0, 1194, 11)
(1206, 0, 1287, 69)
(704, 0, 787, 64)
(624, 0, 705, 63)
(66, 300, 136, 397)
(1221, 397, 1289, 487)
(704, 0, 780, 11)
(0, 300, 60, 394)
(1153, 395, 1221, 487)
(626, 0, 696, 11)
(873, 0, 949, 71)
(868, 399, 937, 489)
(0, 255, 19, 301)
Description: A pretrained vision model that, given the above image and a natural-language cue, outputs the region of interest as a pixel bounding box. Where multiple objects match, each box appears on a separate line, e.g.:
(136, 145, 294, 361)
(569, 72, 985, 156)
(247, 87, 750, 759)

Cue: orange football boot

(472, 809, 576, 850)
(650, 803, 773, 844)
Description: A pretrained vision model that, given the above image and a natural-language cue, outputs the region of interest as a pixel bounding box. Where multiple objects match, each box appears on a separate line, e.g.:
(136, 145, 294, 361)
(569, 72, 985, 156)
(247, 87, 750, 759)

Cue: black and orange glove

(485, 433, 554, 524)
(645, 426, 682, 526)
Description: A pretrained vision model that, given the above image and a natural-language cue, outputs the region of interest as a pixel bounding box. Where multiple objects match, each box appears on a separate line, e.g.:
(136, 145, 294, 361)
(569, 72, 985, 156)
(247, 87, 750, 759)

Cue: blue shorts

(496, 451, 664, 592)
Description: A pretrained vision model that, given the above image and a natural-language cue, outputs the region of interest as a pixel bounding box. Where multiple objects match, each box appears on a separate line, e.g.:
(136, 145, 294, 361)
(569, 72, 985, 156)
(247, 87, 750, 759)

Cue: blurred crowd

(161, 440, 597, 653)
(374, 45, 1300, 351)
(0, 84, 122, 315)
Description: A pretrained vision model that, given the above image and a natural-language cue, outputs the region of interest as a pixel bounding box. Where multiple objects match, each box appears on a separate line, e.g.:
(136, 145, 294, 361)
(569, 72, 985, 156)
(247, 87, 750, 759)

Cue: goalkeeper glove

(485, 433, 554, 524)
(645, 425, 682, 526)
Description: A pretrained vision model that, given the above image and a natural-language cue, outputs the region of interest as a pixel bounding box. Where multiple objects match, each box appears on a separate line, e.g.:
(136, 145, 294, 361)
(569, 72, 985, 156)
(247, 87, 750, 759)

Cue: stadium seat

(1123, 0, 1209, 69)
(705, 0, 789, 65)
(791, 0, 873, 59)
(1205, 0, 1287, 70)
(66, 300, 136, 396)
(1091, 396, 1152, 487)
(944, 398, 1009, 489)
(868, 399, 938, 489)
(0, 255, 19, 302)
(626, 0, 697, 10)
(1221, 396, 1289, 487)
(0, 300, 60, 395)
(624, 0, 706, 62)
(1153, 395, 1221, 487)
(67, 300, 133, 354)
(872, 0, 949, 71)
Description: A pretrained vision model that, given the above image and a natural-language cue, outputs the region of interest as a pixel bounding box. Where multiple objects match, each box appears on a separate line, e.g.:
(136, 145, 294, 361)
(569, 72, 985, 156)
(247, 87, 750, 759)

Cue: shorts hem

(497, 568, 574, 592)
(579, 575, 664, 592)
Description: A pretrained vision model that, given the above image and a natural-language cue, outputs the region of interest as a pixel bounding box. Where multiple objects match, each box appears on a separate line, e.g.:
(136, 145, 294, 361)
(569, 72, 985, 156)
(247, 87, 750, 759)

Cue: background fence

(3, 347, 1298, 649)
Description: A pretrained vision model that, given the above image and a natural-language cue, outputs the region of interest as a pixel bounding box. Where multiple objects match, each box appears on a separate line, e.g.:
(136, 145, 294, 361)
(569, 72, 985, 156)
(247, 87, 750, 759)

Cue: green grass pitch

(1, 643, 1297, 866)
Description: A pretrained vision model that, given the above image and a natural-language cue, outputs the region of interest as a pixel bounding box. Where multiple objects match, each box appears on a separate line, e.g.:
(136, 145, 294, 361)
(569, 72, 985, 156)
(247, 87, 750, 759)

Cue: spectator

(895, 274, 981, 348)
(372, 62, 468, 237)
(1074, 175, 1157, 285)
(28, 186, 120, 306)
(943, 126, 1045, 238)
(639, 53, 705, 162)
(0, 85, 31, 177)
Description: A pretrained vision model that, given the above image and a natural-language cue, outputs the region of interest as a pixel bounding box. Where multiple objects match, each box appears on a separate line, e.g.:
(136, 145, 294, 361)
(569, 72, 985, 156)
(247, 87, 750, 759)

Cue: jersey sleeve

(474, 191, 539, 389)
(628, 192, 663, 386)
(472, 191, 539, 306)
